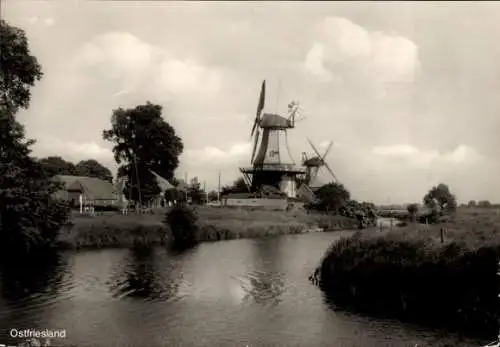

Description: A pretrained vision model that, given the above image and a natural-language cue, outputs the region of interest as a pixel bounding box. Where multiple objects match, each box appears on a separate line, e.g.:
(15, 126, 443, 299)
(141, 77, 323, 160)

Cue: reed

(58, 206, 360, 249)
(319, 207, 500, 338)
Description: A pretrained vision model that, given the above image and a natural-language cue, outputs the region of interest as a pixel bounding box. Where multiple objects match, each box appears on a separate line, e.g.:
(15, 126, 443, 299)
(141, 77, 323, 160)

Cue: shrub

(164, 204, 198, 248)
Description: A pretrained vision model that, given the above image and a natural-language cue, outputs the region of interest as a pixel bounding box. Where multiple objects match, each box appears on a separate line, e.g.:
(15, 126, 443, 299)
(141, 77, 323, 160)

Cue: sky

(3, 1, 500, 204)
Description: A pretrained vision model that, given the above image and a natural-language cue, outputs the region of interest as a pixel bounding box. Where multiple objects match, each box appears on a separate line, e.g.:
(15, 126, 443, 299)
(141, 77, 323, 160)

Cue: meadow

(56, 206, 360, 250)
(319, 206, 500, 338)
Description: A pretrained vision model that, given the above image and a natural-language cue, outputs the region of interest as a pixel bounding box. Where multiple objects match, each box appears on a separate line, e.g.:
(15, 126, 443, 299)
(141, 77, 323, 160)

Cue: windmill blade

(250, 129, 260, 164)
(251, 80, 266, 138)
(307, 139, 323, 159)
(322, 141, 334, 160)
(323, 162, 338, 182)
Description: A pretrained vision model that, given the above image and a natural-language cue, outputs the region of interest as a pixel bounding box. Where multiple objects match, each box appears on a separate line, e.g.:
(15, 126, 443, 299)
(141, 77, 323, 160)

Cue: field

(57, 206, 360, 249)
(319, 206, 500, 338)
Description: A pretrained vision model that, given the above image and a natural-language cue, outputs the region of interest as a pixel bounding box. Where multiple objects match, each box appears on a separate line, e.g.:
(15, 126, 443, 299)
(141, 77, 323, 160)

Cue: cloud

(43, 18, 54, 26)
(372, 144, 481, 169)
(304, 16, 419, 87)
(184, 142, 251, 165)
(34, 135, 114, 164)
(26, 16, 55, 27)
(157, 58, 222, 95)
(69, 31, 223, 101)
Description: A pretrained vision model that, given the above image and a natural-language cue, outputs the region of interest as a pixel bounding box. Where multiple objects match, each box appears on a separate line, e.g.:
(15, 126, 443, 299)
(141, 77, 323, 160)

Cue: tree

(102, 102, 183, 204)
(221, 177, 249, 195)
(0, 20, 69, 258)
(423, 183, 457, 216)
(477, 200, 492, 208)
(75, 159, 113, 182)
(314, 182, 351, 213)
(38, 156, 77, 177)
(188, 176, 204, 205)
(407, 203, 419, 223)
(0, 20, 43, 113)
(467, 200, 477, 208)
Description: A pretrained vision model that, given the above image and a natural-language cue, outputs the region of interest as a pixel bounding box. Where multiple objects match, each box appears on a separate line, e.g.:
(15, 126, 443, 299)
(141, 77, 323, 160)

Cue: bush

(164, 204, 198, 248)
(319, 233, 499, 338)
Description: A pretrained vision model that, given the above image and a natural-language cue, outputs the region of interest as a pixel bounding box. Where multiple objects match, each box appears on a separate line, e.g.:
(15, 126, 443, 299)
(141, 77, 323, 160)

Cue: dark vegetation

(0, 20, 70, 261)
(37, 156, 113, 182)
(318, 182, 500, 338)
(102, 102, 183, 204)
(306, 182, 377, 228)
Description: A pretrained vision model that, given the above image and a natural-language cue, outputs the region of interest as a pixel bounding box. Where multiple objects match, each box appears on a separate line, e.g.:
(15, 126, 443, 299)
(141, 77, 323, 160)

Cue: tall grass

(319, 207, 500, 338)
(58, 206, 361, 250)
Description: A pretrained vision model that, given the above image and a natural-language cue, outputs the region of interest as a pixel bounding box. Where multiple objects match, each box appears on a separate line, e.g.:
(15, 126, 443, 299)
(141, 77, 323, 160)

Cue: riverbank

(56, 206, 361, 250)
(318, 206, 500, 338)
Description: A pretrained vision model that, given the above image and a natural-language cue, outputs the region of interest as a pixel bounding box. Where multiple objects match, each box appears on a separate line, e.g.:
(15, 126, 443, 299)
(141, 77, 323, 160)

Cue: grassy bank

(319, 206, 500, 338)
(57, 206, 360, 250)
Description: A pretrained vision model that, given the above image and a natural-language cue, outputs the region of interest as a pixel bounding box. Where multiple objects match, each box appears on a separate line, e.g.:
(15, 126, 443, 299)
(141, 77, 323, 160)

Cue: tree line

(0, 20, 186, 257)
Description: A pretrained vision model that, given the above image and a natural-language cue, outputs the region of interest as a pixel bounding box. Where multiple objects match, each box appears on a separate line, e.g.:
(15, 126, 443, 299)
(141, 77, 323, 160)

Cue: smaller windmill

(302, 139, 338, 191)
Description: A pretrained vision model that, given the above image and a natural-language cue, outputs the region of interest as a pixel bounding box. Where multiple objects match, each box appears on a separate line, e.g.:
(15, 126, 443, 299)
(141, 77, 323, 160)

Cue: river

(0, 232, 488, 347)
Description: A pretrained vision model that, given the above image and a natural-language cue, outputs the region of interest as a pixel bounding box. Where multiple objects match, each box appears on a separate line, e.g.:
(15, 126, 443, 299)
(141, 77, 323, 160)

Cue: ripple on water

(0, 234, 491, 347)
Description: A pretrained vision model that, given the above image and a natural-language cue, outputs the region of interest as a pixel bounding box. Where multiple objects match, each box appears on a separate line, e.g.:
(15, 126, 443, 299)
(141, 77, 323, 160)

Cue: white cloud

(158, 58, 222, 95)
(304, 43, 332, 82)
(27, 16, 38, 25)
(71, 31, 222, 99)
(184, 142, 251, 164)
(75, 32, 155, 81)
(34, 135, 113, 163)
(371, 144, 481, 169)
(43, 18, 54, 26)
(305, 16, 419, 86)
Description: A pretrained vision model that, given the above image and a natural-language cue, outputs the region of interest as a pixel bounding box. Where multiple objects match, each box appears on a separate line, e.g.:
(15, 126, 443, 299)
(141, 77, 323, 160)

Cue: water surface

(0, 232, 486, 346)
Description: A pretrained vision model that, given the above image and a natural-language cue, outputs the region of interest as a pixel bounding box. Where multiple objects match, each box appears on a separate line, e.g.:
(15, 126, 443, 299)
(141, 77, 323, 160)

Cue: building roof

(151, 170, 175, 192)
(54, 175, 117, 200)
(259, 113, 293, 129)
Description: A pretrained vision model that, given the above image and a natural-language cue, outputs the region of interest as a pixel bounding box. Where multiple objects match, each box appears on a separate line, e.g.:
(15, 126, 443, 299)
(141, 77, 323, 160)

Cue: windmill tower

(296, 139, 339, 203)
(240, 80, 306, 198)
(303, 139, 338, 190)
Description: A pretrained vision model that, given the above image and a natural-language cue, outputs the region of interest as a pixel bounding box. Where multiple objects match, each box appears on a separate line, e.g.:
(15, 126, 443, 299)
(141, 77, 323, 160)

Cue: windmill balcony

(240, 164, 306, 173)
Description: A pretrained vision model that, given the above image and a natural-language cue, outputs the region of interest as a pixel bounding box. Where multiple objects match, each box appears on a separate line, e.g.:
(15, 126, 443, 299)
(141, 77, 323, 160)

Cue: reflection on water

(236, 239, 287, 305)
(108, 247, 183, 302)
(0, 233, 489, 347)
(0, 253, 66, 300)
(0, 252, 69, 345)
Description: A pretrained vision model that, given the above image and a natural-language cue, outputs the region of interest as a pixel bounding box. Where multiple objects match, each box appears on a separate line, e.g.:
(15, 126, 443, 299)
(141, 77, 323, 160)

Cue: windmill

(302, 139, 338, 190)
(240, 80, 306, 198)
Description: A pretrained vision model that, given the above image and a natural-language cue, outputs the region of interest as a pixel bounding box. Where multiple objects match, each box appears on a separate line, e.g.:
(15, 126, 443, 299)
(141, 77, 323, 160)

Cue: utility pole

(203, 180, 207, 204)
(218, 171, 221, 203)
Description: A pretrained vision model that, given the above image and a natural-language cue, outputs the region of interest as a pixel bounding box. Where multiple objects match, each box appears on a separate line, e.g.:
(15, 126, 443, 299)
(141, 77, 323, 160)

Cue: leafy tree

(221, 177, 249, 195)
(0, 20, 69, 258)
(103, 102, 183, 204)
(314, 182, 351, 213)
(423, 183, 457, 216)
(0, 20, 43, 113)
(477, 200, 492, 208)
(407, 203, 419, 222)
(75, 159, 113, 182)
(188, 176, 204, 205)
(38, 156, 77, 177)
(467, 200, 477, 208)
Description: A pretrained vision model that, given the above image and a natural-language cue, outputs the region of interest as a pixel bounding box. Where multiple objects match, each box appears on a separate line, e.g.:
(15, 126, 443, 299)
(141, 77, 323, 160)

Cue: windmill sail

(251, 129, 260, 164)
(251, 80, 266, 138)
